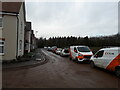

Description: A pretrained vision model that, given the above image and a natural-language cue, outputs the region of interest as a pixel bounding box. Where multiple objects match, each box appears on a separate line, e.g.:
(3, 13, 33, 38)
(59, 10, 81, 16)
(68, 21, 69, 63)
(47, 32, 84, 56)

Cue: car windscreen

(64, 49, 69, 53)
(77, 47, 90, 52)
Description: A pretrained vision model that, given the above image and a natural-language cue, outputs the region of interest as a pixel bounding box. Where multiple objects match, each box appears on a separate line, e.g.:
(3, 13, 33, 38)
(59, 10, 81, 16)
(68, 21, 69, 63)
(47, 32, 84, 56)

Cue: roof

(70, 45, 88, 47)
(100, 47, 120, 51)
(1, 2, 22, 14)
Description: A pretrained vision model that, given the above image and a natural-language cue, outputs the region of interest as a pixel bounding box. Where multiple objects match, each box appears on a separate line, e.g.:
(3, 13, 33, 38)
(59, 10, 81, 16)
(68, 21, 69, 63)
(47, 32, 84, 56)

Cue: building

(24, 22, 32, 53)
(31, 30, 37, 51)
(24, 22, 37, 53)
(0, 2, 26, 61)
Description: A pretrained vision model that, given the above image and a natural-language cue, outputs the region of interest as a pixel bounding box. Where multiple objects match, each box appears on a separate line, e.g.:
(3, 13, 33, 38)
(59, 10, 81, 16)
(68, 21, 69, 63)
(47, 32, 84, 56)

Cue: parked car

(51, 46, 57, 53)
(60, 48, 70, 56)
(90, 47, 120, 77)
(55, 48, 62, 55)
(47, 47, 52, 51)
(69, 46, 93, 62)
(44, 46, 47, 49)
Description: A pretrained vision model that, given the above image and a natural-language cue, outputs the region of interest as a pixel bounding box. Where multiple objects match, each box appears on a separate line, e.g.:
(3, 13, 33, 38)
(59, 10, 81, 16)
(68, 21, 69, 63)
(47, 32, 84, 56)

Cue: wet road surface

(2, 49, 120, 88)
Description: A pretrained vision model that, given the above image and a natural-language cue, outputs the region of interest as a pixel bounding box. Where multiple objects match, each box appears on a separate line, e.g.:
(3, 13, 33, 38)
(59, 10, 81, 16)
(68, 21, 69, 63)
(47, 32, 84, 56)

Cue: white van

(90, 47, 120, 77)
(69, 46, 93, 62)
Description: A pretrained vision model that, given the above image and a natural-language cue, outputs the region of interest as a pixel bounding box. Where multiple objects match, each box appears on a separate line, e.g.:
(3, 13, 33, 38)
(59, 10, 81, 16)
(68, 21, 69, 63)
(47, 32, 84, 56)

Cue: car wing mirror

(74, 50, 77, 53)
(94, 55, 98, 58)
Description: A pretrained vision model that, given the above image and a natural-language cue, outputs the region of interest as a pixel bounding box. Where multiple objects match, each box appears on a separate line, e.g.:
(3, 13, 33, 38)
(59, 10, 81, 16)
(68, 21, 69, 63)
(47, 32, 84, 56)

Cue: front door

(93, 50, 104, 68)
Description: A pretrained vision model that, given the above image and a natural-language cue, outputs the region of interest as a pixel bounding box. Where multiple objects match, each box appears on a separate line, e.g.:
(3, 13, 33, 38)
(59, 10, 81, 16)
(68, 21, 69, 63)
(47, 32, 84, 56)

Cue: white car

(60, 48, 70, 56)
(90, 47, 120, 77)
(69, 46, 93, 62)
(55, 48, 62, 55)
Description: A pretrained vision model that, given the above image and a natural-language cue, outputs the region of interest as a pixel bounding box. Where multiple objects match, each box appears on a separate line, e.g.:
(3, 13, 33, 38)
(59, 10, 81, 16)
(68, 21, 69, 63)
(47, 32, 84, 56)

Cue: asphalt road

(2, 49, 120, 88)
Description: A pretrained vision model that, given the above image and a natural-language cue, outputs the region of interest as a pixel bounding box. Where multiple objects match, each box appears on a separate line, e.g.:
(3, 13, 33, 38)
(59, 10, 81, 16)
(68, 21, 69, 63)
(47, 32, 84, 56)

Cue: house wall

(17, 3, 25, 57)
(31, 34, 37, 51)
(0, 2, 26, 61)
(0, 30, 2, 37)
(0, 28, 2, 39)
(1, 15, 17, 60)
(0, 15, 3, 61)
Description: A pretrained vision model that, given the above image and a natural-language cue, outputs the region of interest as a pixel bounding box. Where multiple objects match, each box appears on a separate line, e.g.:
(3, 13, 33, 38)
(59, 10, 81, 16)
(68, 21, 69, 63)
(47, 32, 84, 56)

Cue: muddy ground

(2, 49, 120, 88)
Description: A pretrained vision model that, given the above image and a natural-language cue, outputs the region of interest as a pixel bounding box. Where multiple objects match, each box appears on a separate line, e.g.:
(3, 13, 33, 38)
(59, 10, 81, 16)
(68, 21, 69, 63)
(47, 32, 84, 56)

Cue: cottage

(24, 22, 37, 53)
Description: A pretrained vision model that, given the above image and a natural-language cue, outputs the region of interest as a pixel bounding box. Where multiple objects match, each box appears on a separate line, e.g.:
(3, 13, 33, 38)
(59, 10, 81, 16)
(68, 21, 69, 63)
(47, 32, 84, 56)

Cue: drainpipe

(16, 15, 19, 59)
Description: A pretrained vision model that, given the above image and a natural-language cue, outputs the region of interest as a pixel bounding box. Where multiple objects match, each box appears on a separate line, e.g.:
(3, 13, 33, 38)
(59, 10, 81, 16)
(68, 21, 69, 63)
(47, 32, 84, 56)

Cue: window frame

(0, 40, 5, 55)
(19, 40, 22, 51)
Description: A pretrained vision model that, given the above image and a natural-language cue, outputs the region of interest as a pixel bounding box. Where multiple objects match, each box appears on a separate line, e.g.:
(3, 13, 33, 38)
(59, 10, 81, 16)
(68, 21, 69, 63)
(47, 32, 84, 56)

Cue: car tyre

(90, 61, 95, 68)
(69, 57, 72, 60)
(115, 68, 120, 78)
(60, 54, 63, 57)
(75, 57, 79, 63)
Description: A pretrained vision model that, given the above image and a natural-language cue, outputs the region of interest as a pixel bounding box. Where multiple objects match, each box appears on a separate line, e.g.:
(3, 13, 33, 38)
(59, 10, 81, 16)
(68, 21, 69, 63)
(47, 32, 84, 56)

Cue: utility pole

(35, 31, 38, 38)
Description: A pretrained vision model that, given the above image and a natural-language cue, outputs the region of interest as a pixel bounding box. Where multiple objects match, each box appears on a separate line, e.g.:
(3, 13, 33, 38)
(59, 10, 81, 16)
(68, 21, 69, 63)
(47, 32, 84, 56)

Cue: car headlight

(78, 53, 83, 56)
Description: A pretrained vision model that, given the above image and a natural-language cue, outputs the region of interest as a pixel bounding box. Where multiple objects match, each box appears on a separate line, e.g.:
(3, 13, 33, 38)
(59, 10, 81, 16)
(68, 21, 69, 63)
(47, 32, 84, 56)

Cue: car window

(94, 50, 104, 58)
(64, 49, 69, 53)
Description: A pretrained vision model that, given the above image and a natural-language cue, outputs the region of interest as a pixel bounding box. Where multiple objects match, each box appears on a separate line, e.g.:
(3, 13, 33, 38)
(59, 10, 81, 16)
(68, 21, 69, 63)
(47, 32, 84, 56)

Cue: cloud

(25, 1, 118, 38)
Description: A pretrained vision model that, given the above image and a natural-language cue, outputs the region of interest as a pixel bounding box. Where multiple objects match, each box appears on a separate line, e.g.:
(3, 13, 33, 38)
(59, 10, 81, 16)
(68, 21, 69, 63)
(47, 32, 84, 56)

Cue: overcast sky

(25, 0, 118, 39)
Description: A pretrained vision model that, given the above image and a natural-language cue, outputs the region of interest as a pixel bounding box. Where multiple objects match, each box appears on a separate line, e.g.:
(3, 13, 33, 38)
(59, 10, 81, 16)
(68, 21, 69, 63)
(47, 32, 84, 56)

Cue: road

(2, 49, 120, 88)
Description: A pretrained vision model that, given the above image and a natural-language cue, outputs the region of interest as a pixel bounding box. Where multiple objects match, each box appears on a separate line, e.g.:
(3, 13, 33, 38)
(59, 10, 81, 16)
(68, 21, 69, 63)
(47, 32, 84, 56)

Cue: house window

(0, 17, 2, 28)
(0, 40, 5, 55)
(19, 40, 22, 51)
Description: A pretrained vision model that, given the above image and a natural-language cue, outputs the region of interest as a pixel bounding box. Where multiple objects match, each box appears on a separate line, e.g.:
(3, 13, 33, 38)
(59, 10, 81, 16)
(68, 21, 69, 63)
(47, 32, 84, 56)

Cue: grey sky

(25, 1, 118, 38)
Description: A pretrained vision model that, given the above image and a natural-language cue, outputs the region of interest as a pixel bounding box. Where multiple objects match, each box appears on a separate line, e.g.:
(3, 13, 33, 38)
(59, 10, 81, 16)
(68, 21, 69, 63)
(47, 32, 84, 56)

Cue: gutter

(0, 12, 18, 16)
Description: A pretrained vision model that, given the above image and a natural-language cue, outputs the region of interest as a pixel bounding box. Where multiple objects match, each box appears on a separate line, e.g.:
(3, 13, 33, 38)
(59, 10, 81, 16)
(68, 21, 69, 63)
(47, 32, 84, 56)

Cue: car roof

(57, 48, 62, 49)
(100, 47, 120, 51)
(70, 45, 88, 47)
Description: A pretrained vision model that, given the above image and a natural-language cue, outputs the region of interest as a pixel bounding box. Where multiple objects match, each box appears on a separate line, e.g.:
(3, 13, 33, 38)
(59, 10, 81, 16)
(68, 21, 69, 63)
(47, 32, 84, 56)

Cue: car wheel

(60, 54, 63, 57)
(69, 56, 72, 60)
(90, 61, 95, 68)
(115, 68, 120, 78)
(75, 57, 79, 62)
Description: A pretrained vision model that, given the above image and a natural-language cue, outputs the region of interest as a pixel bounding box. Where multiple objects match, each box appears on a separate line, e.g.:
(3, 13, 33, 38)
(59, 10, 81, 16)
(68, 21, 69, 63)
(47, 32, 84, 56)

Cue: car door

(93, 50, 104, 68)
(102, 50, 117, 69)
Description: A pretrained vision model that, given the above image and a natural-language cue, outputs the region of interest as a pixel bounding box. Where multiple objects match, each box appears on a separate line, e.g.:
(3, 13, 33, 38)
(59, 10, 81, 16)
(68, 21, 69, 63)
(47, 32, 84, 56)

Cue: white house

(0, 2, 26, 61)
